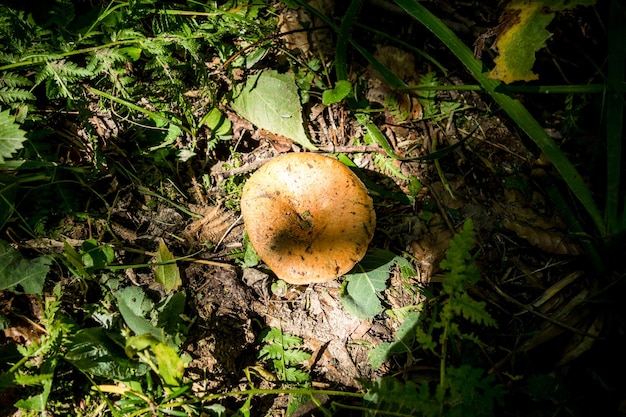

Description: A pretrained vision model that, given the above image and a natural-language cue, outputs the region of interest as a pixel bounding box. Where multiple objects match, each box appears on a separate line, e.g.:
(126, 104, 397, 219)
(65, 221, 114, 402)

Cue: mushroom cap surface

(241, 153, 376, 284)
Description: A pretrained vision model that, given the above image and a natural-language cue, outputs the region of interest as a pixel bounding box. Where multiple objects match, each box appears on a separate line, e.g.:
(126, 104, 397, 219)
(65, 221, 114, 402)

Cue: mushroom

(241, 153, 376, 285)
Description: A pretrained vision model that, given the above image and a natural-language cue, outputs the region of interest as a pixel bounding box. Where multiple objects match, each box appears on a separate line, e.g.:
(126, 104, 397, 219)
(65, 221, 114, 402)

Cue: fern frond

(451, 293, 497, 327)
(36, 60, 92, 99)
(0, 72, 31, 88)
(0, 87, 35, 104)
(283, 348, 311, 366)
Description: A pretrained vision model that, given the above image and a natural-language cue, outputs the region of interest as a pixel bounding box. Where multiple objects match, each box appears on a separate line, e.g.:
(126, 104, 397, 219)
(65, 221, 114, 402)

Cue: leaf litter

(0, 0, 612, 414)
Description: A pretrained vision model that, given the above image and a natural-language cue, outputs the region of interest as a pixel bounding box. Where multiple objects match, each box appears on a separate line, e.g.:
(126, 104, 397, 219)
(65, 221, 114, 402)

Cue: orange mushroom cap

(241, 153, 376, 284)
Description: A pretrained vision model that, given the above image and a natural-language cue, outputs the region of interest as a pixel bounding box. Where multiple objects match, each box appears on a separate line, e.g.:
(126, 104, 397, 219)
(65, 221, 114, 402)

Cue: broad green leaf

(153, 342, 184, 386)
(231, 70, 317, 150)
(154, 240, 181, 292)
(116, 287, 164, 342)
(341, 249, 400, 320)
(322, 80, 352, 105)
(156, 291, 187, 336)
(0, 108, 27, 163)
(81, 239, 114, 271)
(489, 0, 596, 84)
(65, 327, 149, 380)
(0, 240, 50, 294)
(201, 107, 232, 137)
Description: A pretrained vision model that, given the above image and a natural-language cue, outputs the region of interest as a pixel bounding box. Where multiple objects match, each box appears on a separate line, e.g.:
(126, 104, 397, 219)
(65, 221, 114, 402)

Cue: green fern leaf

(0, 108, 27, 163)
(451, 293, 497, 327)
(283, 348, 311, 366)
(1, 72, 32, 88)
(0, 87, 35, 104)
(259, 343, 283, 360)
(284, 367, 310, 383)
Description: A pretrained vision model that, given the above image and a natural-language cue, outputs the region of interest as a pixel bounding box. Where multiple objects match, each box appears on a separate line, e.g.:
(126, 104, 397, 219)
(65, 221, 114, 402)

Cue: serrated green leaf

(154, 240, 181, 292)
(0, 240, 50, 294)
(284, 367, 310, 383)
(283, 349, 311, 366)
(0, 108, 27, 163)
(341, 249, 399, 320)
(259, 343, 283, 360)
(231, 70, 317, 150)
(489, 0, 596, 83)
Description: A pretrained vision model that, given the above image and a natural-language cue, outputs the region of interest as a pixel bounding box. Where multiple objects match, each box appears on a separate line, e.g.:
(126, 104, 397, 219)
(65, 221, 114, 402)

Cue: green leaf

(156, 291, 187, 336)
(0, 240, 50, 294)
(231, 70, 317, 150)
(65, 327, 149, 380)
(153, 342, 184, 386)
(81, 239, 114, 271)
(341, 249, 400, 320)
(0, 108, 27, 163)
(154, 240, 181, 292)
(489, 0, 596, 84)
(201, 107, 232, 137)
(369, 311, 420, 369)
(116, 287, 164, 342)
(322, 80, 352, 105)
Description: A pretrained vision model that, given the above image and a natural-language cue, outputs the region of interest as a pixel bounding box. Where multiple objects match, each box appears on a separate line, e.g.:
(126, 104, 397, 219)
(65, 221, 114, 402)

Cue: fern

(258, 327, 312, 383)
(0, 108, 27, 162)
(365, 219, 502, 416)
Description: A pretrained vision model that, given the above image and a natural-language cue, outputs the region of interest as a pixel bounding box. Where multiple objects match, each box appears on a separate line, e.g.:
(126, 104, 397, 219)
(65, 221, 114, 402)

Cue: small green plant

(256, 327, 312, 384)
(364, 219, 503, 417)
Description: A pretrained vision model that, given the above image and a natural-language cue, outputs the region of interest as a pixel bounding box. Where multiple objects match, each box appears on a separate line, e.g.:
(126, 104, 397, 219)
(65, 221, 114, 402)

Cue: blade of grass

(335, 0, 362, 81)
(605, 0, 626, 236)
(393, 0, 605, 237)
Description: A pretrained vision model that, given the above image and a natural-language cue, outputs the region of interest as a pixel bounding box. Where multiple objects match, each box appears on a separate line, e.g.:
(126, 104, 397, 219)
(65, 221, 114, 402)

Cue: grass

(0, 0, 623, 416)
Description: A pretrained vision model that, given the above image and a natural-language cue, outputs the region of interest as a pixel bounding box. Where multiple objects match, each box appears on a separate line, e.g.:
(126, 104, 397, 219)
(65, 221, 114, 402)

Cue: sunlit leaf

(489, 0, 596, 84)
(153, 342, 184, 386)
(231, 70, 317, 150)
(322, 80, 352, 105)
(341, 249, 401, 320)
(154, 240, 181, 292)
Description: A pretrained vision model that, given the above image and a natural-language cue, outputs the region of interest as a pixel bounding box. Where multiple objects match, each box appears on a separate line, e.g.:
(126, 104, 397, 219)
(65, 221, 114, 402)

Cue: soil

(1, 1, 624, 416)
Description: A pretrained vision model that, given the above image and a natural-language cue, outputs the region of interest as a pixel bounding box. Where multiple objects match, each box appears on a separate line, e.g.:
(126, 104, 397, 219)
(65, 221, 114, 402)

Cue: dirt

(2, 1, 622, 415)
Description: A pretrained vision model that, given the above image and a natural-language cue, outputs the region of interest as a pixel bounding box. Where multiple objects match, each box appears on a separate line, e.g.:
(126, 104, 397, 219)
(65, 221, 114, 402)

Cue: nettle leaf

(489, 0, 596, 84)
(154, 240, 181, 292)
(341, 249, 402, 320)
(231, 70, 317, 150)
(0, 240, 50, 294)
(0, 108, 27, 163)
